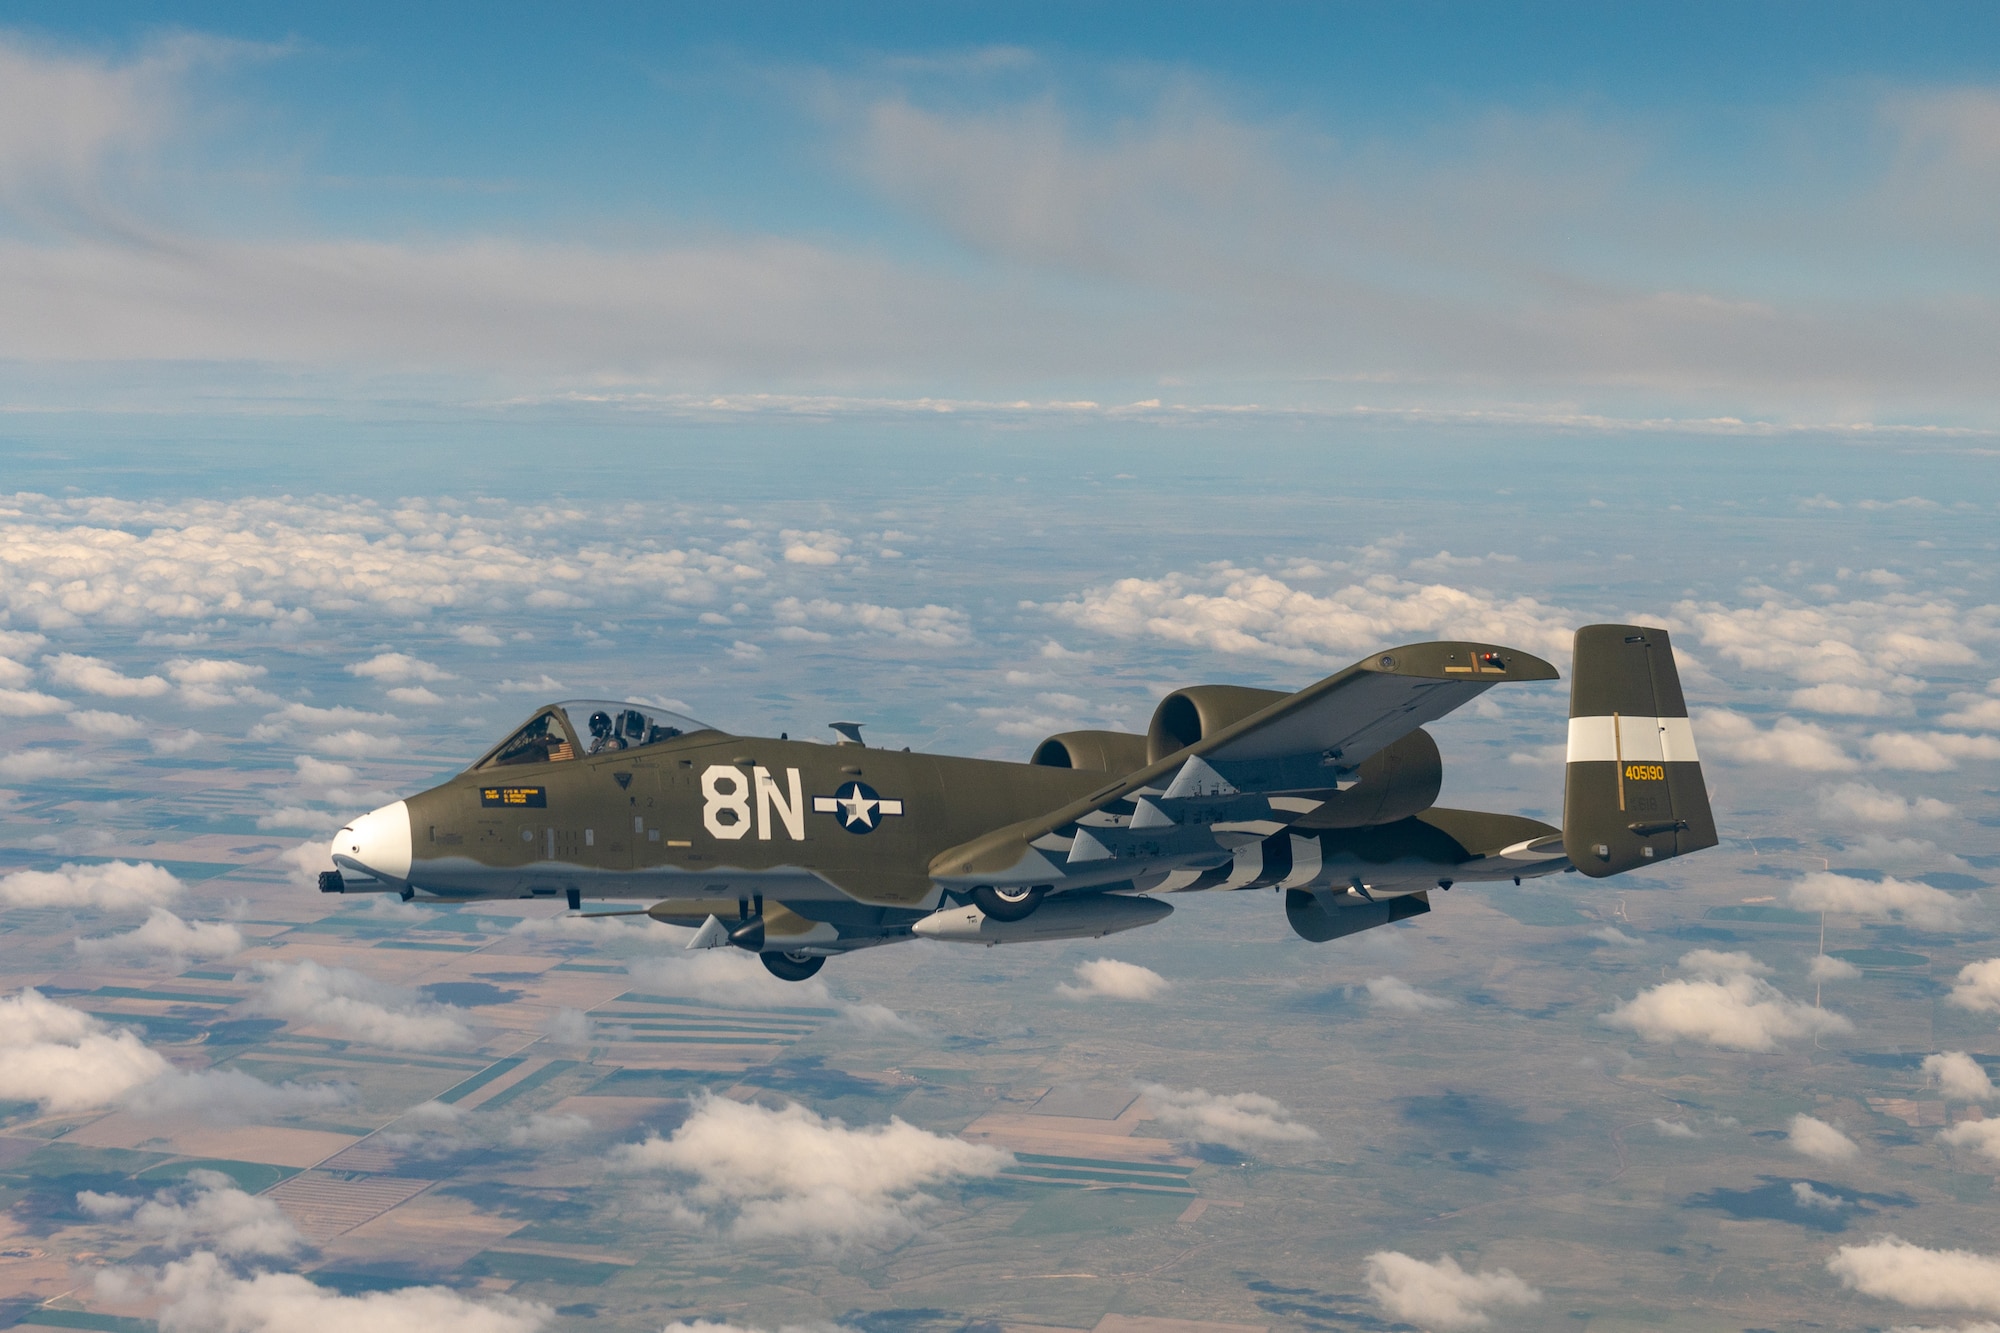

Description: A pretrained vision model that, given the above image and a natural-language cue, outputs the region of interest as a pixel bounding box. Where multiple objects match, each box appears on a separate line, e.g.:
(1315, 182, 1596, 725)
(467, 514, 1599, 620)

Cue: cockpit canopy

(478, 700, 716, 769)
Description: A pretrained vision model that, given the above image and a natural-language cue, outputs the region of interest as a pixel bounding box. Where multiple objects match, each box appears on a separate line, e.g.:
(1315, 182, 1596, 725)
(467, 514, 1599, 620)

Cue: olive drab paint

(1561, 624, 1719, 877)
(325, 627, 1718, 984)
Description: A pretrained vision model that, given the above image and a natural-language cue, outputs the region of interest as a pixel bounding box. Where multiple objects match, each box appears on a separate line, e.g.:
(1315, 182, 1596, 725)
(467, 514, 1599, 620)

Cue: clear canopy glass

(481, 699, 714, 768)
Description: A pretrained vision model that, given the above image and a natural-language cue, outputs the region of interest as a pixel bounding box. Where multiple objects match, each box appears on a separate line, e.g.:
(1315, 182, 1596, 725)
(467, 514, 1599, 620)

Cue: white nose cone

(334, 800, 413, 882)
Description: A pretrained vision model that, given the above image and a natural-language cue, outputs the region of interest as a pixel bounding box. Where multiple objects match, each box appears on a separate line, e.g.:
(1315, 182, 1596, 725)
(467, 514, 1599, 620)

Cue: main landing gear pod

(970, 883, 1046, 921)
(761, 950, 824, 981)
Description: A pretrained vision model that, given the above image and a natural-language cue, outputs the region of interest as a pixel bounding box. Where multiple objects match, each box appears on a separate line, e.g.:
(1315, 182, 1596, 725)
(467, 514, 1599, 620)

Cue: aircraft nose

(333, 800, 413, 883)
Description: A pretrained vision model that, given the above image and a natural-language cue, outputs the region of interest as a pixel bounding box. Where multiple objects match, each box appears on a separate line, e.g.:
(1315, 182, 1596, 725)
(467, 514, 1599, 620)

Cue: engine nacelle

(1294, 728, 1443, 828)
(1145, 684, 1290, 764)
(1286, 888, 1431, 942)
(1030, 729, 1150, 774)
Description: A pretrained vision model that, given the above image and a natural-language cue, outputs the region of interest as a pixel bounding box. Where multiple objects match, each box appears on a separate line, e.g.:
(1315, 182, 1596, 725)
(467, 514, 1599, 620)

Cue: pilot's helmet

(588, 710, 613, 739)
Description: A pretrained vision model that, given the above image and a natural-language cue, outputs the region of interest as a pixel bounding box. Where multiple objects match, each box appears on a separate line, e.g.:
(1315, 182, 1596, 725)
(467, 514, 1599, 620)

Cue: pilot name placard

(480, 785, 548, 808)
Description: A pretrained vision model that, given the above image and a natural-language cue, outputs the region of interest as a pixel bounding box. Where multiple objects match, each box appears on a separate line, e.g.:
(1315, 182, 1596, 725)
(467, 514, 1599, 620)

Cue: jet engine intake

(1145, 685, 1291, 764)
(1029, 729, 1151, 774)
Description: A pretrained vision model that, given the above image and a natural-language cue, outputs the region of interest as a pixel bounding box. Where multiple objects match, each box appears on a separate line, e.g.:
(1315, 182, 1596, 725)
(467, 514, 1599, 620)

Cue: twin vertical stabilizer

(1562, 624, 1718, 877)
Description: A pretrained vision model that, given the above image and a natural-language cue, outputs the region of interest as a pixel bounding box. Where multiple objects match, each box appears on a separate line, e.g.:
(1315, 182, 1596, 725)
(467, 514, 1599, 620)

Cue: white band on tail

(1566, 715, 1699, 764)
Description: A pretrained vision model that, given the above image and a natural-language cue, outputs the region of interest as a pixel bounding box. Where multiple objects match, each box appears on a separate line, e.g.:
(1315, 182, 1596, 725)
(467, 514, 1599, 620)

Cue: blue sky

(4, 3, 2000, 430)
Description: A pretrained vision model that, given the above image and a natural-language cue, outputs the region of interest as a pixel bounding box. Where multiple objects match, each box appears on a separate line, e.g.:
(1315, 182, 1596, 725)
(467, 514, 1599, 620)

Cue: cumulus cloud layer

(1137, 1084, 1317, 1150)
(612, 1094, 1009, 1240)
(0, 859, 181, 910)
(1925, 1052, 1997, 1102)
(1788, 1114, 1859, 1161)
(0, 988, 169, 1111)
(1696, 710, 1854, 771)
(1364, 1251, 1542, 1330)
(80, 1170, 302, 1259)
(1828, 1236, 2000, 1316)
(1043, 566, 1574, 666)
(1602, 950, 1851, 1051)
(1788, 871, 1971, 930)
(76, 907, 245, 963)
(249, 960, 473, 1051)
(1949, 959, 2000, 1015)
(0, 988, 342, 1118)
(1055, 957, 1168, 1000)
(1360, 975, 1454, 1013)
(1938, 1119, 2000, 1165)
(145, 1251, 552, 1333)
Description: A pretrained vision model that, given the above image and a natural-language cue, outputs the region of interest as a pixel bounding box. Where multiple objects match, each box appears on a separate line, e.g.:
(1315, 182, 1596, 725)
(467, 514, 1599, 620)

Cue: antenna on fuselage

(828, 721, 866, 746)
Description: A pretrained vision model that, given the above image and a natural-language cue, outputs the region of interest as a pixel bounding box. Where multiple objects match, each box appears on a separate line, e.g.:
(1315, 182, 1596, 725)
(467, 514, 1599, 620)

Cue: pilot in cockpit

(587, 709, 625, 754)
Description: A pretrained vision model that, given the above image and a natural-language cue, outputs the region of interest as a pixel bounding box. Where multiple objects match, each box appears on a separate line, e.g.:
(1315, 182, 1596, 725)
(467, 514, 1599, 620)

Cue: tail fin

(1563, 624, 1717, 878)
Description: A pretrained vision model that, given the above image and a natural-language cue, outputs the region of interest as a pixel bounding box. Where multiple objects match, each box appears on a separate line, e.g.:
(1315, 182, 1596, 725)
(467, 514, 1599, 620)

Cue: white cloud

(165, 657, 266, 686)
(1810, 954, 1863, 983)
(1055, 957, 1168, 1000)
(625, 950, 834, 1010)
(611, 1094, 1008, 1242)
(454, 624, 504, 647)
(1869, 731, 2000, 771)
(1652, 1118, 1699, 1138)
(1697, 710, 1855, 771)
(67, 708, 146, 738)
(1678, 949, 1770, 978)
(1792, 1180, 1847, 1211)
(0, 859, 181, 909)
(1938, 1119, 2000, 1165)
(1818, 781, 1954, 824)
(1364, 1251, 1542, 1330)
(1680, 593, 1982, 692)
(1360, 975, 1454, 1013)
(1828, 1236, 2000, 1316)
(0, 747, 91, 780)
(1789, 1113, 1859, 1161)
(0, 496, 763, 633)
(1590, 926, 1644, 947)
(1950, 959, 2000, 1015)
(780, 529, 848, 565)
(0, 655, 32, 688)
(80, 1170, 302, 1259)
(0, 686, 68, 716)
(771, 595, 972, 647)
(1924, 1052, 1997, 1102)
(145, 1250, 552, 1333)
(152, 728, 204, 754)
(126, 1066, 350, 1122)
(76, 907, 244, 963)
(1788, 872, 1970, 931)
(45, 652, 169, 698)
(1942, 689, 2000, 731)
(0, 988, 169, 1112)
(1602, 949, 1851, 1052)
(1791, 683, 1912, 716)
(247, 702, 398, 742)
(1044, 567, 1574, 667)
(1137, 1083, 1317, 1150)
(387, 685, 443, 705)
(348, 652, 455, 683)
(249, 961, 473, 1051)
(498, 674, 565, 694)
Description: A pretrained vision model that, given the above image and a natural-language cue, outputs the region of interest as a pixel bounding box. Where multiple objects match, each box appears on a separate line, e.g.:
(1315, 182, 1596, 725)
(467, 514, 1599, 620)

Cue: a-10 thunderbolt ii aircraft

(323, 624, 1714, 981)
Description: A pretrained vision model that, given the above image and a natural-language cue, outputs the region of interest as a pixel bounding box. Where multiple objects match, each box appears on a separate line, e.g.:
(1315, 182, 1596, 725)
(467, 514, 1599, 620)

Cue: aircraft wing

(930, 639, 1558, 890)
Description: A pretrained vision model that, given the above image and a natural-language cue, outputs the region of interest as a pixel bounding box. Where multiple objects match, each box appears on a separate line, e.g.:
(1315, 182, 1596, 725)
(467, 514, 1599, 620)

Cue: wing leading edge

(930, 639, 1558, 890)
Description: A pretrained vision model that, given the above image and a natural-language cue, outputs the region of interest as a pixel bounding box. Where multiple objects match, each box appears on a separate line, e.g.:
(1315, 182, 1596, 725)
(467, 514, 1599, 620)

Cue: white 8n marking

(702, 765, 751, 840)
(703, 764, 806, 841)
